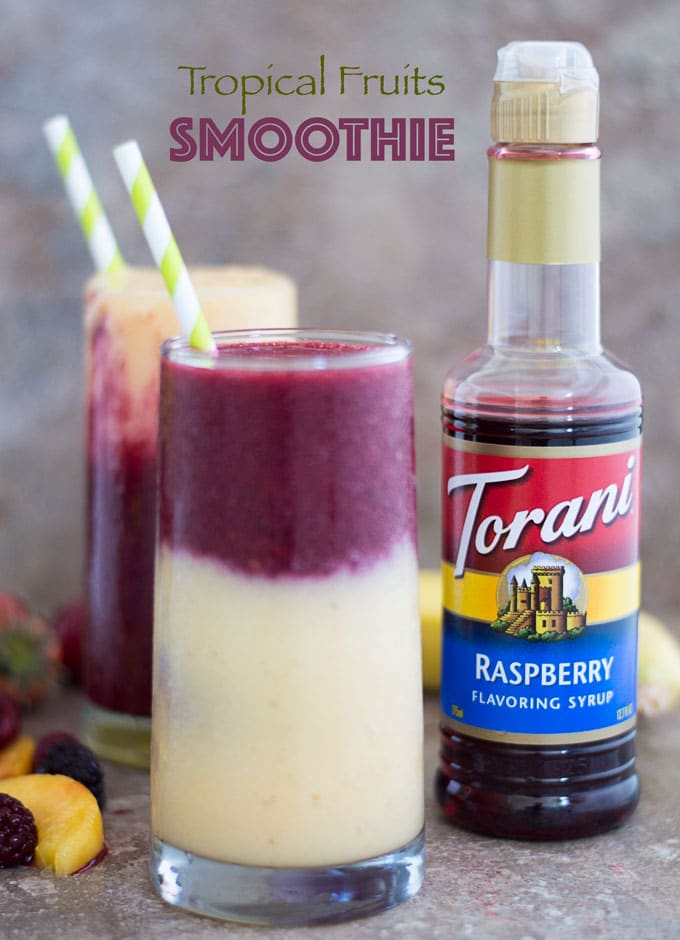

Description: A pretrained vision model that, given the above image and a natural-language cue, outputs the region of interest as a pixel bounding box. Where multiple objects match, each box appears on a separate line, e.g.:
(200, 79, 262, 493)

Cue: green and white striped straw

(43, 114, 125, 274)
(113, 140, 215, 353)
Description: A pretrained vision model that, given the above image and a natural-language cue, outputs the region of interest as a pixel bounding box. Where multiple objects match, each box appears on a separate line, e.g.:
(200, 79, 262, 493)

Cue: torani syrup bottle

(437, 41, 642, 840)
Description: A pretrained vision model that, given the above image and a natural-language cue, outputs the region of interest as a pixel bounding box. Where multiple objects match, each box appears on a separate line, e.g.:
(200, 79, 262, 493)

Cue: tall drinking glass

(85, 267, 297, 766)
(151, 329, 425, 924)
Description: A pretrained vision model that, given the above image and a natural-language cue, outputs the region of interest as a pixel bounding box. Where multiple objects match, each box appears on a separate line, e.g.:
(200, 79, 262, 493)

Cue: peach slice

(0, 735, 35, 778)
(0, 774, 104, 875)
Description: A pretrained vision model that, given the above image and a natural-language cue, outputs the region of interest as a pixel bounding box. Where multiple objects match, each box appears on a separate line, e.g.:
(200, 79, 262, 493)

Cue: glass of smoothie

(84, 266, 297, 767)
(151, 329, 425, 924)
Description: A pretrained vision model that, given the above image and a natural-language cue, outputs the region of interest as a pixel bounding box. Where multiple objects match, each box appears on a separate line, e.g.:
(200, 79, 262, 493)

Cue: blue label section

(441, 609, 638, 737)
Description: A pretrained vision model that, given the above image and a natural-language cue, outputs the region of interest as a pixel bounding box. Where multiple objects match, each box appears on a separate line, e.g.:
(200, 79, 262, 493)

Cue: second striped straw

(113, 140, 216, 353)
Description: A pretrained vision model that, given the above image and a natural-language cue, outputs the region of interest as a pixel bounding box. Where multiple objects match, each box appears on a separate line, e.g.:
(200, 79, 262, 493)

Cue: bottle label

(441, 436, 641, 743)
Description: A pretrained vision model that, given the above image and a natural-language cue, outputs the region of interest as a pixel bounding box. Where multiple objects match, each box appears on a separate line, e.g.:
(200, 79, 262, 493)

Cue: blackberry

(0, 793, 38, 868)
(33, 731, 78, 771)
(37, 740, 106, 809)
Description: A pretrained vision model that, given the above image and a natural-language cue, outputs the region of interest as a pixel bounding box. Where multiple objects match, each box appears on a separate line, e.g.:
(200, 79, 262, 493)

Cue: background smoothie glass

(84, 266, 297, 767)
(151, 329, 425, 925)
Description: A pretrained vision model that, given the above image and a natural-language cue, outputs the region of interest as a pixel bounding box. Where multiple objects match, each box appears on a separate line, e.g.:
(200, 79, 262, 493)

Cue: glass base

(150, 829, 425, 925)
(83, 702, 151, 769)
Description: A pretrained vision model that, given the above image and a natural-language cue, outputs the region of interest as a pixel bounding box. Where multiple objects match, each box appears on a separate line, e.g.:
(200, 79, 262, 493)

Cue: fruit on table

(0, 592, 61, 707)
(0, 688, 34, 777)
(0, 691, 21, 749)
(638, 610, 680, 717)
(33, 731, 79, 771)
(0, 792, 38, 868)
(0, 594, 28, 624)
(419, 569, 680, 715)
(36, 740, 105, 809)
(0, 736, 36, 779)
(419, 569, 442, 693)
(0, 774, 104, 876)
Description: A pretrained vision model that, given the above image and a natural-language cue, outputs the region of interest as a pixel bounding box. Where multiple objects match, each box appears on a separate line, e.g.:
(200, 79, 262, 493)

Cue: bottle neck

(486, 143, 601, 355)
(487, 260, 601, 353)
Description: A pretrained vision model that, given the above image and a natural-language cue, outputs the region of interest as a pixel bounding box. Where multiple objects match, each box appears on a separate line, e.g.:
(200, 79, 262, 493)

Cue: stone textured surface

(1, 5, 678, 934)
(0, 0, 679, 627)
(0, 690, 678, 938)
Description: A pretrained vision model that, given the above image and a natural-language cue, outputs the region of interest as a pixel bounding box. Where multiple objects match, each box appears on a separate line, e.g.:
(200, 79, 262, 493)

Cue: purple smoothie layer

(86, 319, 155, 717)
(86, 443, 154, 716)
(158, 340, 416, 576)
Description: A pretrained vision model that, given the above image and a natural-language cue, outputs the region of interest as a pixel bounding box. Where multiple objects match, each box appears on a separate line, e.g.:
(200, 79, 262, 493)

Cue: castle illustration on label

(492, 555, 587, 642)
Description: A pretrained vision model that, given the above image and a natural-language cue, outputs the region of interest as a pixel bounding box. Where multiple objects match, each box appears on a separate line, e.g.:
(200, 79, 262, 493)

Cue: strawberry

(0, 591, 61, 708)
(0, 594, 29, 623)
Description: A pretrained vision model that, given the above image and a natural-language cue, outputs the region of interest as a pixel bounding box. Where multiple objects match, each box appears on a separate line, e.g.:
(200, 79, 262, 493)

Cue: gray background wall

(1, 0, 678, 626)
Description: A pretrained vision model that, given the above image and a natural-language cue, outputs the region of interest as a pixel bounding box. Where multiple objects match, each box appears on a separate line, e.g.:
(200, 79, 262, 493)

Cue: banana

(637, 610, 680, 717)
(419, 569, 680, 715)
(419, 569, 442, 693)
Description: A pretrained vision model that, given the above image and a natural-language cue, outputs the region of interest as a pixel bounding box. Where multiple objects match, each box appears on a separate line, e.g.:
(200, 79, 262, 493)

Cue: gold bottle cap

(491, 41, 599, 144)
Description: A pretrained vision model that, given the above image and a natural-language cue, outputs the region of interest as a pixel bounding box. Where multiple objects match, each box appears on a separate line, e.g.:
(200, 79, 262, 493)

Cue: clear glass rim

(161, 329, 412, 371)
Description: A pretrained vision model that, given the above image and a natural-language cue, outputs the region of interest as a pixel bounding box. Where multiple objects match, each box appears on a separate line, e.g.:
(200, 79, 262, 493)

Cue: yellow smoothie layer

(151, 541, 425, 867)
(85, 265, 298, 445)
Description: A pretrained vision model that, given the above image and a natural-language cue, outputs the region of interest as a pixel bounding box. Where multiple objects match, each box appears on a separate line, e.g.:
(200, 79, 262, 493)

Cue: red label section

(442, 442, 641, 577)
